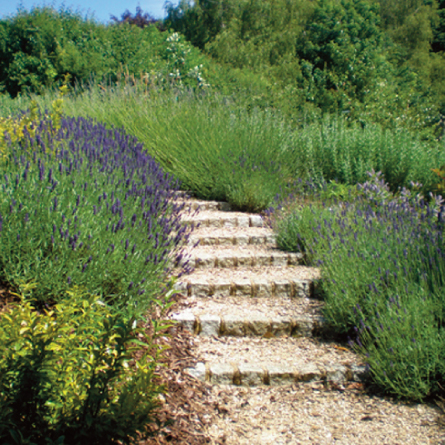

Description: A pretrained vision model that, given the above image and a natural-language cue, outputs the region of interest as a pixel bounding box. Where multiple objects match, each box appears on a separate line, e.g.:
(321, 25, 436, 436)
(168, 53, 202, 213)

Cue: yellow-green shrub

(0, 83, 68, 160)
(0, 288, 166, 444)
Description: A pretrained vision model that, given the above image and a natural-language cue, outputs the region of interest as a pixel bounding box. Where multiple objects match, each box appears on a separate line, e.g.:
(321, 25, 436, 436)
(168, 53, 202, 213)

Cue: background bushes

(166, 0, 445, 135)
(0, 6, 208, 97)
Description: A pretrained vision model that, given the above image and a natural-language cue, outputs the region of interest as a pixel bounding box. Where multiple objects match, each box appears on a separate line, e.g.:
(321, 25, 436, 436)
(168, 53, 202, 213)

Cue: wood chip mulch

(0, 283, 21, 314)
(1, 288, 220, 445)
(137, 297, 224, 445)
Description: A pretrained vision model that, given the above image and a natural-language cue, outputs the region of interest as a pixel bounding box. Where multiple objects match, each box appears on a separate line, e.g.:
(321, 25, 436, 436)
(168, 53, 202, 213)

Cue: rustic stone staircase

(171, 199, 366, 387)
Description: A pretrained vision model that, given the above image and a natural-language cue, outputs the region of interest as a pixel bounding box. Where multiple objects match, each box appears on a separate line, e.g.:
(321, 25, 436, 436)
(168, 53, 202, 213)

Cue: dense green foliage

(4, 2, 445, 134)
(54, 83, 445, 211)
(0, 6, 208, 96)
(0, 289, 165, 444)
(273, 172, 445, 400)
(166, 0, 445, 134)
(295, 0, 387, 111)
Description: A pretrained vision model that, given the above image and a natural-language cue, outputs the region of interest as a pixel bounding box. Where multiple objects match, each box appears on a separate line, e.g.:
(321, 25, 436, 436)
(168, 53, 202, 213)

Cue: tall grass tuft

(57, 82, 445, 207)
(62, 85, 298, 212)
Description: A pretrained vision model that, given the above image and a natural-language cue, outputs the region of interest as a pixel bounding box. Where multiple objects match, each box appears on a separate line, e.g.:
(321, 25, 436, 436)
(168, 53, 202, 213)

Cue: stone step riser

(174, 279, 314, 299)
(178, 201, 232, 212)
(171, 313, 325, 338)
(186, 362, 367, 387)
(179, 252, 303, 269)
(182, 215, 264, 229)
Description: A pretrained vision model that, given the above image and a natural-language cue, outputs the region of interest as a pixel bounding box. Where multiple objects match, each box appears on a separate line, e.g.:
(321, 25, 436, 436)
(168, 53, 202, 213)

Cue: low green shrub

(272, 171, 445, 400)
(351, 285, 445, 401)
(0, 82, 67, 161)
(274, 203, 331, 259)
(290, 118, 445, 196)
(0, 288, 166, 444)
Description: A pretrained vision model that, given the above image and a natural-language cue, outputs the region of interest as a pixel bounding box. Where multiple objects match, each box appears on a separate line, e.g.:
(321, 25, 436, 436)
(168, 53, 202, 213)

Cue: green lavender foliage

(60, 83, 445, 205)
(290, 117, 445, 195)
(273, 171, 445, 400)
(353, 286, 445, 401)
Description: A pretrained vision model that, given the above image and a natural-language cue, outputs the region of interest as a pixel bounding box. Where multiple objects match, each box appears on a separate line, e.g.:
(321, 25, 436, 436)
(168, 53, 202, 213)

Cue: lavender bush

(0, 114, 192, 315)
(273, 171, 445, 399)
(61, 85, 309, 212)
(351, 286, 445, 400)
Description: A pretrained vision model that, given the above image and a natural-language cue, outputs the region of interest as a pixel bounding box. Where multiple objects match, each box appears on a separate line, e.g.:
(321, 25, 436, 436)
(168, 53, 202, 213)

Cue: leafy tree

(0, 6, 200, 96)
(165, 0, 232, 50)
(295, 0, 390, 111)
(110, 6, 166, 31)
(375, 0, 438, 62)
(372, 0, 445, 124)
(432, 0, 445, 52)
(0, 7, 110, 96)
(206, 0, 312, 71)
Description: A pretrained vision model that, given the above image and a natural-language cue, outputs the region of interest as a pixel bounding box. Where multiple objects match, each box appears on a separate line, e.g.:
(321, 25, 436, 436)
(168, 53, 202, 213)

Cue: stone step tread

(182, 265, 319, 281)
(184, 244, 298, 256)
(186, 227, 276, 246)
(173, 199, 232, 212)
(170, 296, 325, 337)
(180, 245, 303, 268)
(175, 266, 320, 298)
(182, 210, 264, 228)
(186, 336, 366, 386)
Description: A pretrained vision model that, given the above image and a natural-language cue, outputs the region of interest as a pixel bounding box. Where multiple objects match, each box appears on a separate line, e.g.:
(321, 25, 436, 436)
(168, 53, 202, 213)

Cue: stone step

(174, 199, 232, 213)
(179, 245, 303, 269)
(174, 266, 320, 299)
(181, 210, 264, 229)
(186, 227, 276, 247)
(185, 336, 367, 386)
(169, 296, 326, 337)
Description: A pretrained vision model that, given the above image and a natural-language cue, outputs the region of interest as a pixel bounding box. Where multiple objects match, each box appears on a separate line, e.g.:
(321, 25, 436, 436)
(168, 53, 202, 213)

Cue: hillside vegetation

(166, 0, 445, 136)
(0, 4, 445, 441)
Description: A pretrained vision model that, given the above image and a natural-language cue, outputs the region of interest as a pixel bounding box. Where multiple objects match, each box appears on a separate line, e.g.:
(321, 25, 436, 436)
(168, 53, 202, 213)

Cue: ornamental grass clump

(0, 114, 192, 315)
(273, 171, 445, 400)
(63, 86, 298, 212)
